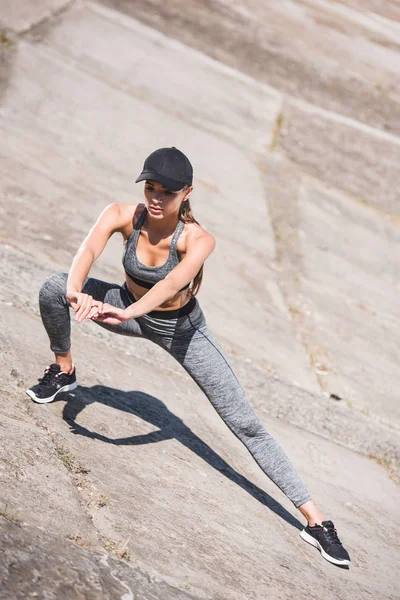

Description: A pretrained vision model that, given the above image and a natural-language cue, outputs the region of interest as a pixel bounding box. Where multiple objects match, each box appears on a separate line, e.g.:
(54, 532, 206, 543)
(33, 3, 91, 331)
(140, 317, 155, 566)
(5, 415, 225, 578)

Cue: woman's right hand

(65, 291, 104, 323)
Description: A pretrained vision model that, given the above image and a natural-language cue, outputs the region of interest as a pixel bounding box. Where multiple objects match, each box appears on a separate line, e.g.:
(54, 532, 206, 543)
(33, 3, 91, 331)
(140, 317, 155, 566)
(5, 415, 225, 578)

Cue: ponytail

(178, 189, 203, 297)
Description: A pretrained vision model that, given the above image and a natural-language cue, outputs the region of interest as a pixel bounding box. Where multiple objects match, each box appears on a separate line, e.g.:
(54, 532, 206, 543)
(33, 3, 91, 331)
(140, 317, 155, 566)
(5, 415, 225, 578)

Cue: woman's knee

(222, 402, 268, 442)
(235, 418, 267, 442)
(39, 272, 68, 305)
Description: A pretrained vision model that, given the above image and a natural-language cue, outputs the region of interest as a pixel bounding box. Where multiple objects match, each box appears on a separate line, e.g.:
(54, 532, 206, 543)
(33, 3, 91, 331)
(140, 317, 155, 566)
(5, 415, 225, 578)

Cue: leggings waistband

(123, 283, 196, 320)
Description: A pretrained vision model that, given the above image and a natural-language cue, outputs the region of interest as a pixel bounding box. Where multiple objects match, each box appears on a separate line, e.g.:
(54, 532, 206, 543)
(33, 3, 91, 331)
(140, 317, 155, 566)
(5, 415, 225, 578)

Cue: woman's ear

(184, 185, 193, 201)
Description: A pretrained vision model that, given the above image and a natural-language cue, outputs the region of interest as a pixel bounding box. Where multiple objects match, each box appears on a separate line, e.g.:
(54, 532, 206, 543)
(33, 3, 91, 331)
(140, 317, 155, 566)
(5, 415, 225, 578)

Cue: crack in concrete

(0, 30, 17, 104)
(257, 149, 323, 395)
(19, 0, 81, 38)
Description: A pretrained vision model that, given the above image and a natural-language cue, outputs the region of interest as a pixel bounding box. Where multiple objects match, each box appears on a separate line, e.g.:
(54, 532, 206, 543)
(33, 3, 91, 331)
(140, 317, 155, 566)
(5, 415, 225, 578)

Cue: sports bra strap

(135, 207, 148, 231)
(130, 207, 147, 247)
(171, 220, 185, 250)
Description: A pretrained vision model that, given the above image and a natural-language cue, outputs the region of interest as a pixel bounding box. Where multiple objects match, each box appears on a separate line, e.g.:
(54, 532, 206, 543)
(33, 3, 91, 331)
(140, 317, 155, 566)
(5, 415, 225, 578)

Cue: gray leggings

(39, 272, 311, 508)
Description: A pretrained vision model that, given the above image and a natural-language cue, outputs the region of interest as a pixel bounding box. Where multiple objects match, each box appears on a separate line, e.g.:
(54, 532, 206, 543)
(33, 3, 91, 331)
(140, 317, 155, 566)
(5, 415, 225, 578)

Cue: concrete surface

(101, 0, 400, 135)
(0, 518, 196, 599)
(0, 1, 399, 598)
(1, 305, 399, 599)
(0, 0, 71, 33)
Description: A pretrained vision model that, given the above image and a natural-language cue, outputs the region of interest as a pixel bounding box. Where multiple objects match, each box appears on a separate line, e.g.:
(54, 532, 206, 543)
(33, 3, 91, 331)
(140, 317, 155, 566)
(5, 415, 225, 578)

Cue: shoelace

(322, 524, 342, 546)
(38, 365, 60, 385)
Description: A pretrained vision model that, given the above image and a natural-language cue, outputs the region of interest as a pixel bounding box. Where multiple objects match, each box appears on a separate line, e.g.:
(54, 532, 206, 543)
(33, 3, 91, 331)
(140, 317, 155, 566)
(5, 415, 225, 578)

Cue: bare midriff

(124, 277, 192, 311)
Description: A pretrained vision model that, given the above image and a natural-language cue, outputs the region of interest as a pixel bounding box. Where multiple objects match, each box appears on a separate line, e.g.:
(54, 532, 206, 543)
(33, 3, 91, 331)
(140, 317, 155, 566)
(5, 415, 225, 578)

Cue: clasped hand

(65, 291, 130, 326)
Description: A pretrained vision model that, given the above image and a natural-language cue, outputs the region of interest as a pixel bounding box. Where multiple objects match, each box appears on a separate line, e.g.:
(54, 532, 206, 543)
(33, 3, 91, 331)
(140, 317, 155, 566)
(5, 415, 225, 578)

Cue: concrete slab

(101, 0, 400, 134)
(257, 149, 400, 447)
(280, 100, 400, 215)
(40, 1, 282, 154)
(297, 181, 400, 423)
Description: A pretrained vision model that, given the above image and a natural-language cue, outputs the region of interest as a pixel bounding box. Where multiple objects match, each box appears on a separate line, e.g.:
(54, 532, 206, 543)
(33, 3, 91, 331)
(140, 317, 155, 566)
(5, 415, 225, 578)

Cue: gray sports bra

(123, 207, 189, 291)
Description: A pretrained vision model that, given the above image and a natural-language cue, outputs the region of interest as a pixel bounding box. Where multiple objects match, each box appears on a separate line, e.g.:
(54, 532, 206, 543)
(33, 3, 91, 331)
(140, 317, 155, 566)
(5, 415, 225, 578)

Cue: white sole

(300, 529, 351, 566)
(26, 381, 78, 404)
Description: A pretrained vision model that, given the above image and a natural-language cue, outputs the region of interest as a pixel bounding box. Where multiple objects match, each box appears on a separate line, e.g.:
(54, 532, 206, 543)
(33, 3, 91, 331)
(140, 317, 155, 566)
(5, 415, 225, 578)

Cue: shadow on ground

(60, 385, 303, 531)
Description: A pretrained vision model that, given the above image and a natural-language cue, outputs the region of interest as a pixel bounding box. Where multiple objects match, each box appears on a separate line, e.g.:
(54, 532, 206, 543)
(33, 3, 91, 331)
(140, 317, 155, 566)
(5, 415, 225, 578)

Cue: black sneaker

(300, 520, 351, 566)
(26, 363, 77, 404)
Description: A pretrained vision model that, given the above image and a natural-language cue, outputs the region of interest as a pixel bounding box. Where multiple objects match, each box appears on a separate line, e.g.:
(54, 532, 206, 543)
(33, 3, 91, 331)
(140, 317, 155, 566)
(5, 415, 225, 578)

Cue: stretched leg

(158, 310, 311, 509)
(39, 272, 143, 361)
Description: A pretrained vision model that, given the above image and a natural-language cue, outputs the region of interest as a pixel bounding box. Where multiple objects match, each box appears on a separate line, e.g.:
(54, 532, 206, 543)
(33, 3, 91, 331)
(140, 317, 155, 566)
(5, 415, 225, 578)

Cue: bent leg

(163, 316, 311, 508)
(39, 272, 143, 353)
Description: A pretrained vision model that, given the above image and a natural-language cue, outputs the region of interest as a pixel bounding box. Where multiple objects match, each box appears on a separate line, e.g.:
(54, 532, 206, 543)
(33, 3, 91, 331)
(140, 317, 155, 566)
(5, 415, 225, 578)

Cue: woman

(27, 147, 350, 567)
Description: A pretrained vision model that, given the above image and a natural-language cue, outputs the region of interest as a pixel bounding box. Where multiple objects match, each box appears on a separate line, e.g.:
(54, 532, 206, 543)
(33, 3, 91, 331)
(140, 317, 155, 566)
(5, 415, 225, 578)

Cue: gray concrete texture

(0, 1, 399, 598)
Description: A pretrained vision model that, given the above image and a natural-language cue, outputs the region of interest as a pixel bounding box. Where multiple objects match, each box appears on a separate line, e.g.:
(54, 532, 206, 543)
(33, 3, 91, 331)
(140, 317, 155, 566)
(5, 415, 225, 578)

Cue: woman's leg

(39, 272, 143, 368)
(158, 311, 311, 510)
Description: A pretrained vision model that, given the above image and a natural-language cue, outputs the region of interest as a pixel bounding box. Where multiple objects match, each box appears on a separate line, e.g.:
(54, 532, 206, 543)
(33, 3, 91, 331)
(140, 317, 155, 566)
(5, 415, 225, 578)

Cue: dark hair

(178, 187, 203, 297)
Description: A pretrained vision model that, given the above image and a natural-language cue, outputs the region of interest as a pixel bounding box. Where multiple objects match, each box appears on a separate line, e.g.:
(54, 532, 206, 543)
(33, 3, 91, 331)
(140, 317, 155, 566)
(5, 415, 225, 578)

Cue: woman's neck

(145, 210, 180, 237)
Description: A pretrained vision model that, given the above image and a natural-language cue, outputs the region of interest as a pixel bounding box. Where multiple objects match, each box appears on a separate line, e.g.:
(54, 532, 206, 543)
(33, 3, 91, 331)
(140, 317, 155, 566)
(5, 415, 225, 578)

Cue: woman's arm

(67, 203, 130, 293)
(66, 203, 133, 322)
(95, 227, 215, 324)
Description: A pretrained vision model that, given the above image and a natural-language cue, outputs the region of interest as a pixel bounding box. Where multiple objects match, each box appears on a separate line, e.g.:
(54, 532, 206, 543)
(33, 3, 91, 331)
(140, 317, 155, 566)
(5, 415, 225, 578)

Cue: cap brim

(135, 171, 185, 192)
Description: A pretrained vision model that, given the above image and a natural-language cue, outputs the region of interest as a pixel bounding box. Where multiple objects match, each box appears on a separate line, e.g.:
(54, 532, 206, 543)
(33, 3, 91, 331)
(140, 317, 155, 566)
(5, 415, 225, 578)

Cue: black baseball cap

(135, 147, 193, 192)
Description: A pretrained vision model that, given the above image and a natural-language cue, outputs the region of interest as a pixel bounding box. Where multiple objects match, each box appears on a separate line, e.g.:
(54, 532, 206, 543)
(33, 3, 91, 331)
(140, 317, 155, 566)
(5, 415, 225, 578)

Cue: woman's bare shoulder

(185, 221, 215, 244)
(180, 221, 216, 256)
(111, 202, 145, 238)
(113, 201, 141, 218)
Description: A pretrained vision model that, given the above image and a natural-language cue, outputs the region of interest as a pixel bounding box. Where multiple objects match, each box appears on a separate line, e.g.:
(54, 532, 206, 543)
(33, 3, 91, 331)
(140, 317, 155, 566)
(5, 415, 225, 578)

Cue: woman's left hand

(90, 304, 130, 326)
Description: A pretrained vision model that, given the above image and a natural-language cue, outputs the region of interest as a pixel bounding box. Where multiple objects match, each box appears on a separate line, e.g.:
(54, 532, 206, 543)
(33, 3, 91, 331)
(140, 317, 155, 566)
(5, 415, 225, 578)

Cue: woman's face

(143, 180, 192, 219)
